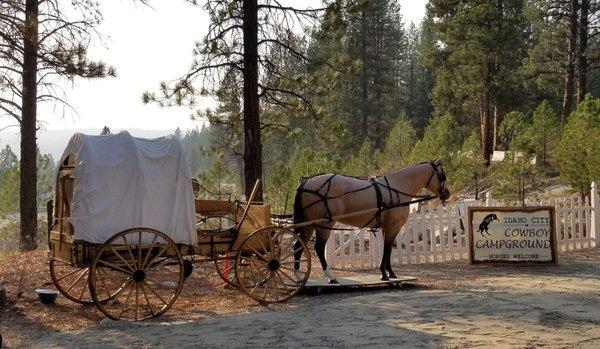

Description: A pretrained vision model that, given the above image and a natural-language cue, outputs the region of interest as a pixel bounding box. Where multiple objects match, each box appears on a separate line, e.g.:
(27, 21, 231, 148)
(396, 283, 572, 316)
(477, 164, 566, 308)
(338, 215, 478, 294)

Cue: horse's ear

(433, 159, 441, 166)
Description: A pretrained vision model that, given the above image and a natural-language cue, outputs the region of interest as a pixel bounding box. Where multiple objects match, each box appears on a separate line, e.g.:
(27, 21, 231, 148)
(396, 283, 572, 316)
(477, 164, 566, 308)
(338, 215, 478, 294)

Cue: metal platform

(303, 274, 417, 293)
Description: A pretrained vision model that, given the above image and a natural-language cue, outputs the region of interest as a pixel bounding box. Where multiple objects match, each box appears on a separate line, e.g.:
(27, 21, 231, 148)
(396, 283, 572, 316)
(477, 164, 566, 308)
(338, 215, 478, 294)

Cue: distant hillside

(0, 128, 176, 160)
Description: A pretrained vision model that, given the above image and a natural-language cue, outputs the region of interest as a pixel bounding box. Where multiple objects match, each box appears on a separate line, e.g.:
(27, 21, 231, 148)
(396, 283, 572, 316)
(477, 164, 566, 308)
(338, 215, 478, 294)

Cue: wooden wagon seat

(231, 204, 271, 251)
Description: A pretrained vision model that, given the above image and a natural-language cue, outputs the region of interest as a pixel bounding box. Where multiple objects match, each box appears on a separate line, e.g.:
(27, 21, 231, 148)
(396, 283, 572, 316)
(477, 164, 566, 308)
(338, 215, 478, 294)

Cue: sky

(13, 0, 428, 133)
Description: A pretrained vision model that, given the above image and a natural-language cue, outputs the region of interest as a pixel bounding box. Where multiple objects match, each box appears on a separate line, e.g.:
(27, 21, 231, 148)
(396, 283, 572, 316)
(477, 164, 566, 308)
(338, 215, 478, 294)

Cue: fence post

(485, 191, 493, 206)
(591, 182, 599, 247)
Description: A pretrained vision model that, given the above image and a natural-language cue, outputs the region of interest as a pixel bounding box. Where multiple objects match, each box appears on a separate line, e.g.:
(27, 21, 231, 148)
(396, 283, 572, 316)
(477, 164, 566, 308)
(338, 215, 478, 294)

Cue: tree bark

(480, 66, 492, 166)
(360, 10, 368, 143)
(19, 0, 39, 251)
(492, 104, 501, 151)
(242, 0, 263, 201)
(577, 0, 589, 103)
(562, 0, 578, 123)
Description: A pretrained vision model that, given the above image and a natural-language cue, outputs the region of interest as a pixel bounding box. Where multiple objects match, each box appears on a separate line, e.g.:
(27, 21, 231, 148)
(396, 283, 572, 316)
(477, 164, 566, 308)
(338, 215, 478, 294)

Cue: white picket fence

(324, 182, 600, 269)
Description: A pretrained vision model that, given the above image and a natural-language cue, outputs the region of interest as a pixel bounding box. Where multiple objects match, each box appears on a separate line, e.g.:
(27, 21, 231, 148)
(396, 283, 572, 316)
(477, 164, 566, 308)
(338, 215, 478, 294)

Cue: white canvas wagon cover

(59, 131, 197, 245)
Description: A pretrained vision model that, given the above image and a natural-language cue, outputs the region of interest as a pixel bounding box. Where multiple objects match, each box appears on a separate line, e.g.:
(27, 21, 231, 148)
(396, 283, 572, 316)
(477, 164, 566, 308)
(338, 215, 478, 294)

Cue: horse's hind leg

(379, 238, 391, 281)
(315, 227, 338, 284)
(293, 227, 311, 280)
(380, 228, 399, 280)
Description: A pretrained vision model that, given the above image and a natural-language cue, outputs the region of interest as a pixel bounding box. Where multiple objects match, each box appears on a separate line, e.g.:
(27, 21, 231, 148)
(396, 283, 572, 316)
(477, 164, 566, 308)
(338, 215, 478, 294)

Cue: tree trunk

(242, 0, 263, 201)
(562, 0, 578, 123)
(492, 104, 501, 151)
(480, 67, 492, 166)
(577, 0, 589, 103)
(360, 10, 368, 143)
(19, 0, 39, 251)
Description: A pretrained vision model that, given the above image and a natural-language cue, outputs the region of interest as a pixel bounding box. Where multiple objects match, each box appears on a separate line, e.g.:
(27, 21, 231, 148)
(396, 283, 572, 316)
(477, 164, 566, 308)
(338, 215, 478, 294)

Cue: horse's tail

(293, 178, 308, 226)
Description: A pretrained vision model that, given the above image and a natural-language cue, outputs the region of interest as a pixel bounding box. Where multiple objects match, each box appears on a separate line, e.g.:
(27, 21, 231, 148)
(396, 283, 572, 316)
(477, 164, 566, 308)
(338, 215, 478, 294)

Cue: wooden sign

(468, 206, 557, 264)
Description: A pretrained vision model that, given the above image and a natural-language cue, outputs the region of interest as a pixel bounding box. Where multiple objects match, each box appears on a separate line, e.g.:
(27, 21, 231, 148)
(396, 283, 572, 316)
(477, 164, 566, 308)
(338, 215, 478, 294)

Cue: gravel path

(31, 257, 600, 348)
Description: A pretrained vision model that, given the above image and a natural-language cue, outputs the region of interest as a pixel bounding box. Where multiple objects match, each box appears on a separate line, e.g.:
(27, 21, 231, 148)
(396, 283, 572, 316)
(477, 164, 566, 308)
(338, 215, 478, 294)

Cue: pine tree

(0, 0, 114, 250)
(345, 0, 407, 149)
(531, 100, 560, 166)
(382, 116, 416, 171)
(427, 0, 527, 165)
(556, 95, 600, 195)
(144, 0, 330, 201)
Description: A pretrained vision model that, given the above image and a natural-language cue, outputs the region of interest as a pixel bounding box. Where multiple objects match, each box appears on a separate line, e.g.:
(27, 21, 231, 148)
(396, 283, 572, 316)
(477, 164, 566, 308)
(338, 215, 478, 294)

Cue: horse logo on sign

(478, 213, 499, 237)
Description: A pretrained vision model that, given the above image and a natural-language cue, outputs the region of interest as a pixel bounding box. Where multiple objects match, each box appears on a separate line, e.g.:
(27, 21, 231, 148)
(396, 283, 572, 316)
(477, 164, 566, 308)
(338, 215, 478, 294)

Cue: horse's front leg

(315, 228, 338, 284)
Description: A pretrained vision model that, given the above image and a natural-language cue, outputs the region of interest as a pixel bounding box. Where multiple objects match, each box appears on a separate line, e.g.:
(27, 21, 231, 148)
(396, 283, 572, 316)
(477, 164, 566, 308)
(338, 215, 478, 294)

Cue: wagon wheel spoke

(256, 232, 271, 259)
(272, 272, 289, 300)
(280, 258, 309, 265)
(122, 235, 138, 270)
(247, 244, 270, 262)
(276, 268, 300, 287)
(144, 245, 170, 271)
(103, 279, 132, 310)
(261, 274, 272, 300)
(135, 283, 140, 322)
(141, 234, 159, 269)
(97, 268, 113, 300)
(54, 266, 84, 283)
(275, 233, 296, 259)
(248, 257, 269, 273)
(142, 280, 169, 306)
(98, 259, 134, 275)
(140, 282, 155, 315)
(108, 246, 136, 273)
(78, 271, 91, 301)
(138, 231, 143, 269)
(64, 268, 89, 294)
(280, 245, 305, 262)
(147, 255, 177, 270)
(117, 283, 135, 319)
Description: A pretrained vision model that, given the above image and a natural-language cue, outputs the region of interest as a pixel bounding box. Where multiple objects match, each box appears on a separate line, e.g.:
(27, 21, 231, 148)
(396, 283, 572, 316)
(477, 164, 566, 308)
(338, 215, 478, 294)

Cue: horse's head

(424, 159, 450, 202)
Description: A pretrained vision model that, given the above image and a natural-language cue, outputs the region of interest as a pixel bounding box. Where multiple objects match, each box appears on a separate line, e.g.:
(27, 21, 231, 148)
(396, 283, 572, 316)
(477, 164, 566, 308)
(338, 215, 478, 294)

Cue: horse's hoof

(381, 276, 389, 281)
(328, 278, 339, 284)
(388, 274, 398, 279)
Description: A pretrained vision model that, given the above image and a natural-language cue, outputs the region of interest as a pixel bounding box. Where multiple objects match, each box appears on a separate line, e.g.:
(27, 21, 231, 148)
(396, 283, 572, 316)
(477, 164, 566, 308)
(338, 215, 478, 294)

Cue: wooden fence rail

(325, 182, 599, 269)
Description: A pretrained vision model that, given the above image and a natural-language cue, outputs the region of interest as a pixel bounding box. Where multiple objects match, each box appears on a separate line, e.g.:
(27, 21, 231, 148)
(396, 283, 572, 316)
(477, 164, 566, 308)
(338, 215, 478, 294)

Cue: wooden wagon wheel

(49, 258, 106, 305)
(235, 226, 310, 303)
(88, 228, 184, 321)
(213, 252, 238, 287)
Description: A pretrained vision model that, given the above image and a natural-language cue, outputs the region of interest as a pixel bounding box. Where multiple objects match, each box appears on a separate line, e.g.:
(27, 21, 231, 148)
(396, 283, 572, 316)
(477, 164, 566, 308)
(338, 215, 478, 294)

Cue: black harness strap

(296, 174, 338, 222)
(358, 178, 384, 230)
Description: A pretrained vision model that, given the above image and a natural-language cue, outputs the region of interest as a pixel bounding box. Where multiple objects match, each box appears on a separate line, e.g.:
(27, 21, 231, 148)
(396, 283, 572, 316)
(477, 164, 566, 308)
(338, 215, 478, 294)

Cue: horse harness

(295, 161, 445, 232)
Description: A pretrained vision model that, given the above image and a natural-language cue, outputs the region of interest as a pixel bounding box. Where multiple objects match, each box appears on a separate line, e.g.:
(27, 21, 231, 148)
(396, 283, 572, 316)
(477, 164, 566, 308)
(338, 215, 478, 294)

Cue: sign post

(468, 206, 557, 265)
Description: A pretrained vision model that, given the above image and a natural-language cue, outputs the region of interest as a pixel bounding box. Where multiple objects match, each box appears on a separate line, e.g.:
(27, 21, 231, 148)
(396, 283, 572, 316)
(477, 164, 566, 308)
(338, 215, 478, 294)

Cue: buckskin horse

(292, 160, 450, 283)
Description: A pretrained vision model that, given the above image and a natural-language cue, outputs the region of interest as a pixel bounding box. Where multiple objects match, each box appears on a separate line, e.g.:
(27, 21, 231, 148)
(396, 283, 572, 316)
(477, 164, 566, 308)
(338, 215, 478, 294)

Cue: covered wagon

(48, 132, 311, 321)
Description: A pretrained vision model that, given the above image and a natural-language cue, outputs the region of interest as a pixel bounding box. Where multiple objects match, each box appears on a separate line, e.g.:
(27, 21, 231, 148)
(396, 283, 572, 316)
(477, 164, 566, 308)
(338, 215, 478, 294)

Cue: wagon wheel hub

(132, 269, 146, 283)
(268, 259, 280, 271)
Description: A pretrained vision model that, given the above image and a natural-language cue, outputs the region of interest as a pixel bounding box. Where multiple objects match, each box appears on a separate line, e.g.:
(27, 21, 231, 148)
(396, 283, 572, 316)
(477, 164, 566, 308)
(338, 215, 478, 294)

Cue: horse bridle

(425, 160, 447, 197)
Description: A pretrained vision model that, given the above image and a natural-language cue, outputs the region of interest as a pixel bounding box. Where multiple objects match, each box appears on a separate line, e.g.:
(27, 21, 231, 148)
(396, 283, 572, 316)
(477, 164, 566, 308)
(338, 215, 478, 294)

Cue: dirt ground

(2, 248, 600, 348)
